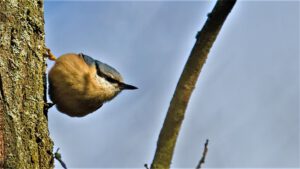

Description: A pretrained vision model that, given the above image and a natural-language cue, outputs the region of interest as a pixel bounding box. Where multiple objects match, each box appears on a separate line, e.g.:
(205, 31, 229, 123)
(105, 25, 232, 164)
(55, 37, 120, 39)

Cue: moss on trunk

(0, 0, 53, 168)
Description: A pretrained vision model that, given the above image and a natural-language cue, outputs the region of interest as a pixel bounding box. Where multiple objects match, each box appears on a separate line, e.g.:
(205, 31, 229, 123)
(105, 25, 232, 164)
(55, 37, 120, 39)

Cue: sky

(44, 1, 299, 168)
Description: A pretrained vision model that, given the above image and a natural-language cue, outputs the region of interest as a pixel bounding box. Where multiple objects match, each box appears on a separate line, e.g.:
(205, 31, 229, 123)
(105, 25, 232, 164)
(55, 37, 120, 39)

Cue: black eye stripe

(106, 77, 118, 83)
(96, 68, 119, 84)
(95, 61, 122, 85)
(96, 67, 104, 77)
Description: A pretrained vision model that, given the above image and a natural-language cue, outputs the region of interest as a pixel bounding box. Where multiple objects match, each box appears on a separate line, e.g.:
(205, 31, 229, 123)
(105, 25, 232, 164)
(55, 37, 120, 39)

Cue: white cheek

(95, 75, 119, 92)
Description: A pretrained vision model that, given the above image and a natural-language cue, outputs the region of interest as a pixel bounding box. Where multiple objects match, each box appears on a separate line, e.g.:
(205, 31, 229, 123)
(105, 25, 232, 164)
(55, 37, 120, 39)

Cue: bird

(47, 49, 137, 117)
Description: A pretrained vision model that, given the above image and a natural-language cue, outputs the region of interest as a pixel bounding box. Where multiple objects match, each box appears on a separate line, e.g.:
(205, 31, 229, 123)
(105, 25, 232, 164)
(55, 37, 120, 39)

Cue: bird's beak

(119, 82, 138, 90)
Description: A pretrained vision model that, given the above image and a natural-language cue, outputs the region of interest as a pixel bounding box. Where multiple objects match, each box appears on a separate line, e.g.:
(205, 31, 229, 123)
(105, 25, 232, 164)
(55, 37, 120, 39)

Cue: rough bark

(0, 0, 53, 168)
(151, 1, 236, 168)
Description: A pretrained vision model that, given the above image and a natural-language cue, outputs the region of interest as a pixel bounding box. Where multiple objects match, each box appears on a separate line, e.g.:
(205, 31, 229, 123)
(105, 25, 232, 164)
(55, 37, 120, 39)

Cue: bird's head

(81, 53, 138, 94)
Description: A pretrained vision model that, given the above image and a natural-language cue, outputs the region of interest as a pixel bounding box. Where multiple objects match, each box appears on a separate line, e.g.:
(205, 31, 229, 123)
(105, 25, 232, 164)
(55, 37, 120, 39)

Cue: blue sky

(44, 1, 299, 168)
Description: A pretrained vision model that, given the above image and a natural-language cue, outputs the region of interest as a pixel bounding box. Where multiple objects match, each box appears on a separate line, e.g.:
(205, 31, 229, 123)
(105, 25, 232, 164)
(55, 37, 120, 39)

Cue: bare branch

(151, 1, 236, 168)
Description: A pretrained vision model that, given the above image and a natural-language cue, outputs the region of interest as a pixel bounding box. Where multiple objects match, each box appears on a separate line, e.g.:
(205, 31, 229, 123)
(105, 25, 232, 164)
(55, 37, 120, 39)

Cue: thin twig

(196, 139, 209, 169)
(54, 148, 68, 169)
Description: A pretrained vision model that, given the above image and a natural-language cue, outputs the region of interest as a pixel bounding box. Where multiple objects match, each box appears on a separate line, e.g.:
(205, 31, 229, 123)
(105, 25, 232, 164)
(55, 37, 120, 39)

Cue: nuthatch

(47, 51, 137, 117)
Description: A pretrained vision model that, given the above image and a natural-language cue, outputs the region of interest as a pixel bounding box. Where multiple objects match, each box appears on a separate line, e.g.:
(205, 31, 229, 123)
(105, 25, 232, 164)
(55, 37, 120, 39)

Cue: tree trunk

(0, 0, 53, 168)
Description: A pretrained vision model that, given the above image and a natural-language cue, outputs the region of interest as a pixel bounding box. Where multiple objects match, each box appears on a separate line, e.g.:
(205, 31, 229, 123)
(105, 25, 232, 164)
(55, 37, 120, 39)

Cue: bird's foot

(44, 102, 55, 110)
(45, 48, 57, 61)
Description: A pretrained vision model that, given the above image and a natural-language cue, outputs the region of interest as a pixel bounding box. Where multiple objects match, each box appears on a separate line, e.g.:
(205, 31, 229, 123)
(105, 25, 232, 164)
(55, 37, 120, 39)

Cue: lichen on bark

(0, 0, 53, 168)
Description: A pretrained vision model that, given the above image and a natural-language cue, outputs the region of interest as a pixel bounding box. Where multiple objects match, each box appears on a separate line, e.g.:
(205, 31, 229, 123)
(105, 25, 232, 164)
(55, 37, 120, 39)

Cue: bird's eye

(95, 66, 119, 84)
(105, 77, 118, 83)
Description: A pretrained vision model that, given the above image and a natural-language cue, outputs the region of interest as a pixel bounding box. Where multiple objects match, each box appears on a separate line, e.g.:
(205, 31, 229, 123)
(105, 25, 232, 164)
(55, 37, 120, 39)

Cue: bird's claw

(45, 48, 57, 61)
(44, 102, 55, 110)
